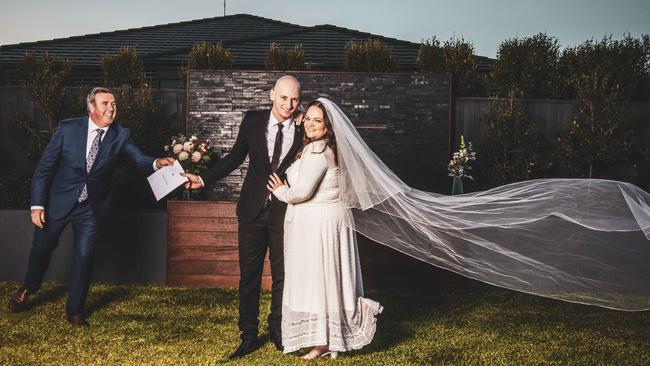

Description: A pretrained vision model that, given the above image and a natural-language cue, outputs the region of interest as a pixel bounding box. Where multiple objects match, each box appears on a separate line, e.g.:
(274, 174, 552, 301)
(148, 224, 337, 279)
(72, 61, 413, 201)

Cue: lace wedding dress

(273, 140, 383, 353)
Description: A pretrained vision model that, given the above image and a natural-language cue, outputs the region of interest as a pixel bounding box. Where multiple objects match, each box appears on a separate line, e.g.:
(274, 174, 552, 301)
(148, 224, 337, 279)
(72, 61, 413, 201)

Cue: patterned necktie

(78, 129, 105, 202)
(270, 123, 284, 172)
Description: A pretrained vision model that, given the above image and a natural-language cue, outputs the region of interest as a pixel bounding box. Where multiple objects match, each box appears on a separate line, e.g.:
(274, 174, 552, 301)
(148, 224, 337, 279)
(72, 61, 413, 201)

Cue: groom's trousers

(237, 201, 285, 340)
(23, 201, 99, 316)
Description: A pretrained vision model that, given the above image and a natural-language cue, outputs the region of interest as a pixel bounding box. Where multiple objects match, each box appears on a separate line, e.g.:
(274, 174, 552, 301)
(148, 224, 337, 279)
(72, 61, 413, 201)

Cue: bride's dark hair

(296, 99, 338, 164)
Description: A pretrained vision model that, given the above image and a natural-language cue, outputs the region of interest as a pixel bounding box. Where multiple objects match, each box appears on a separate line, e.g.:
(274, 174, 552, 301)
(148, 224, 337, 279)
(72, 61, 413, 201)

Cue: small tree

(474, 90, 548, 188)
(19, 52, 76, 132)
(344, 39, 398, 72)
(417, 36, 484, 96)
(416, 37, 445, 73)
(102, 47, 145, 88)
(265, 42, 307, 70)
(491, 33, 562, 99)
(557, 35, 649, 178)
(180, 42, 233, 80)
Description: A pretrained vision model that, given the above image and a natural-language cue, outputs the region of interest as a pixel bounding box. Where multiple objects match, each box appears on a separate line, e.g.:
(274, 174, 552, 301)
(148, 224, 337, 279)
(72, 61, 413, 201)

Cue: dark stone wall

(187, 71, 452, 199)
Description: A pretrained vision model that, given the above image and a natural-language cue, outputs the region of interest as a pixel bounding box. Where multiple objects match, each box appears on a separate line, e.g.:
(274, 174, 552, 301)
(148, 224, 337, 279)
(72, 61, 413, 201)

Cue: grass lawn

(1, 282, 649, 365)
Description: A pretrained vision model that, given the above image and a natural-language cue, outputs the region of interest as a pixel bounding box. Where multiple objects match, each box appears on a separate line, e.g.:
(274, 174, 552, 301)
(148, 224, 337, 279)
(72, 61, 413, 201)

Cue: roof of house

(0, 14, 305, 66)
(151, 23, 423, 69)
(0, 13, 493, 71)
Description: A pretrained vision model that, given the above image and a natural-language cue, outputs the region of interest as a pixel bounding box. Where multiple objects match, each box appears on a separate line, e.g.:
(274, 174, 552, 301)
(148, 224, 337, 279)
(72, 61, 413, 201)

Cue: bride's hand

(267, 173, 287, 192)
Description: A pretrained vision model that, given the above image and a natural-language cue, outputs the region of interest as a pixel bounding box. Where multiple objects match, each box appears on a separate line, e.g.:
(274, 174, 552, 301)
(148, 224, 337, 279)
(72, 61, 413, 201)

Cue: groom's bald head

(270, 75, 301, 122)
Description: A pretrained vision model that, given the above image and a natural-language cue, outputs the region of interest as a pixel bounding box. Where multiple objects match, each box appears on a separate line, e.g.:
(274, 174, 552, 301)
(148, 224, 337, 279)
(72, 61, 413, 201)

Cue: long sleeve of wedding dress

(273, 144, 327, 204)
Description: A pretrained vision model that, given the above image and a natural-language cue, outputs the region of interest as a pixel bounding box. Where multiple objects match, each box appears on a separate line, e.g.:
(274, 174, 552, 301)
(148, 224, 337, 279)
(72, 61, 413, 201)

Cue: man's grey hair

(86, 87, 114, 112)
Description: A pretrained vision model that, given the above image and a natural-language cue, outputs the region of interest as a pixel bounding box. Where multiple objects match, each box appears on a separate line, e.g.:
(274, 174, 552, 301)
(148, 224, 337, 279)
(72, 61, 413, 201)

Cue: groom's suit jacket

(200, 110, 304, 223)
(30, 117, 155, 222)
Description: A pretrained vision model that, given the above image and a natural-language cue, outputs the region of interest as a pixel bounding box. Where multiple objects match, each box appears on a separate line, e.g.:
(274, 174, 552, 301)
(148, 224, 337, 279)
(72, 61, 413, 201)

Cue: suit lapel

(277, 122, 304, 173)
(78, 118, 89, 172)
(254, 111, 272, 172)
(90, 124, 117, 173)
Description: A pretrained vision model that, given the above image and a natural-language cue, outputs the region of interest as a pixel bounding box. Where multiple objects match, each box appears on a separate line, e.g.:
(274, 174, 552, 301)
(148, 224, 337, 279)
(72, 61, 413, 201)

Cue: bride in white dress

(268, 96, 650, 359)
(268, 99, 383, 359)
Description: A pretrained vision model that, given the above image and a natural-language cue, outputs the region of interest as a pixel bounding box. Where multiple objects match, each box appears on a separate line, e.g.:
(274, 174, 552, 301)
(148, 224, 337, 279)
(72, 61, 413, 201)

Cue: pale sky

(1, 0, 649, 58)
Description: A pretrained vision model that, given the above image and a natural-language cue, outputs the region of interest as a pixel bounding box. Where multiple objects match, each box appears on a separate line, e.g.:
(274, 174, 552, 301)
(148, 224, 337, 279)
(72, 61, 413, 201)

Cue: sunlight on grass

(1, 283, 648, 365)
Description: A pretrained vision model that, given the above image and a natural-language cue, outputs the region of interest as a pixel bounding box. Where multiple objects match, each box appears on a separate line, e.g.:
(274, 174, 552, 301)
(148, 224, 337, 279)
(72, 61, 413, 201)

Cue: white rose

(183, 141, 194, 152)
(191, 151, 201, 162)
(178, 151, 189, 161)
(172, 144, 183, 154)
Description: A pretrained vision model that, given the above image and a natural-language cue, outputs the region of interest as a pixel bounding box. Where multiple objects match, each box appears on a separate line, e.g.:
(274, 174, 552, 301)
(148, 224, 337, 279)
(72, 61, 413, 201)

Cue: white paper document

(147, 160, 189, 201)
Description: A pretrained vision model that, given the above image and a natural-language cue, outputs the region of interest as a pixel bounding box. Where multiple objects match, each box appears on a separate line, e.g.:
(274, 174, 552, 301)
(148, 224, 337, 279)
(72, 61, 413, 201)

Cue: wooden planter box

(167, 201, 466, 293)
(166, 200, 271, 289)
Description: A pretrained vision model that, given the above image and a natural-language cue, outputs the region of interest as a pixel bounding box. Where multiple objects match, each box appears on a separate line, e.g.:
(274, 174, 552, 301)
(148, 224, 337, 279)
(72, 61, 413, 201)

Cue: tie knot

(96, 129, 105, 137)
(277, 123, 284, 131)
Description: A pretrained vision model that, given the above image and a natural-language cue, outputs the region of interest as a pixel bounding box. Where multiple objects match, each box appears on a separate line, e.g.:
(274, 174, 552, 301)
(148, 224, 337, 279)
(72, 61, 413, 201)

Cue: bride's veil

(317, 97, 650, 311)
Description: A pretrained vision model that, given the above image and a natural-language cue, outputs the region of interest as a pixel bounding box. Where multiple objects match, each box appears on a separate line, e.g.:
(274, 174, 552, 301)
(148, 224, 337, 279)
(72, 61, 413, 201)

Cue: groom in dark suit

(184, 75, 304, 359)
(7, 87, 174, 326)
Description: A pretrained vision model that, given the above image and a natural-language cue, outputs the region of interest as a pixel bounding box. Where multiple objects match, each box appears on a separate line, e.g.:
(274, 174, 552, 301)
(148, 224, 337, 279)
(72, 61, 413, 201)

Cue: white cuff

(30, 206, 45, 211)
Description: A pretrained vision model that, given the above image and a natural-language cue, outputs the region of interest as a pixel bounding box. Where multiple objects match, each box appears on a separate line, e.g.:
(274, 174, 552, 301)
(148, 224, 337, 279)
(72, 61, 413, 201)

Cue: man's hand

(267, 173, 287, 192)
(155, 157, 176, 169)
(294, 110, 305, 126)
(181, 173, 204, 189)
(31, 209, 46, 229)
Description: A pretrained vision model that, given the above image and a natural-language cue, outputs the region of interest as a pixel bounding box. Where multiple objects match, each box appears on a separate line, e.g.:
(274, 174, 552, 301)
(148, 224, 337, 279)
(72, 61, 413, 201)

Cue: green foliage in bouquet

(164, 134, 214, 175)
(448, 135, 477, 180)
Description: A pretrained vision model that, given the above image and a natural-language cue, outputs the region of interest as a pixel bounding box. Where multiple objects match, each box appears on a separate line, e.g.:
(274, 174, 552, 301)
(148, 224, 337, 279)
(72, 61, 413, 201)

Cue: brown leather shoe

(8, 287, 32, 312)
(67, 314, 89, 327)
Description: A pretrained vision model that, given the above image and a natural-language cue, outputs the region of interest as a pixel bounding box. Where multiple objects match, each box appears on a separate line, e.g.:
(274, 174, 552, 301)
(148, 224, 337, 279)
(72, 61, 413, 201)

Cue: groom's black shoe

(269, 328, 283, 351)
(228, 338, 259, 360)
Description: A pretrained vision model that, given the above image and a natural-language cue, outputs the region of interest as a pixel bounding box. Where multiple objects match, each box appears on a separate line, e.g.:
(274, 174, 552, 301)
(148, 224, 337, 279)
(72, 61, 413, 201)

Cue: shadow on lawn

(347, 291, 449, 356)
(16, 284, 68, 312)
(86, 286, 133, 317)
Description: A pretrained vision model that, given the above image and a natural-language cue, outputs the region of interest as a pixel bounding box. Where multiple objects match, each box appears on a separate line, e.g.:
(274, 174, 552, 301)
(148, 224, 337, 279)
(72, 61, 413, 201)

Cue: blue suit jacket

(30, 117, 155, 222)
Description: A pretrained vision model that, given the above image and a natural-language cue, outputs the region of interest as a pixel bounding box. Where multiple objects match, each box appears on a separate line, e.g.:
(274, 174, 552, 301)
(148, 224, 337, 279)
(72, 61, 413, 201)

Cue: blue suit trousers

(24, 201, 98, 316)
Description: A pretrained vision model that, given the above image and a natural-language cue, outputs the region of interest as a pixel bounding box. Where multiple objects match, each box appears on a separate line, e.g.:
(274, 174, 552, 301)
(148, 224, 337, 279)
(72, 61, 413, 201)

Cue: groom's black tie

(270, 123, 284, 172)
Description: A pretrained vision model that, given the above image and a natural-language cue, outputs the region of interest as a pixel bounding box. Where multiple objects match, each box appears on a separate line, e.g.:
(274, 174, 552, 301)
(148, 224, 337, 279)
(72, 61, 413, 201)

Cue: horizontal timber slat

(167, 274, 272, 289)
(169, 217, 238, 232)
(168, 245, 240, 261)
(168, 231, 238, 246)
(169, 259, 271, 276)
(167, 200, 237, 217)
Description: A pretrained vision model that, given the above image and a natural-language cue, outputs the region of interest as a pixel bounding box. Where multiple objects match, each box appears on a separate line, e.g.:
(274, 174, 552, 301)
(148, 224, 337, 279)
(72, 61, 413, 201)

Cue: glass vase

(452, 177, 464, 195)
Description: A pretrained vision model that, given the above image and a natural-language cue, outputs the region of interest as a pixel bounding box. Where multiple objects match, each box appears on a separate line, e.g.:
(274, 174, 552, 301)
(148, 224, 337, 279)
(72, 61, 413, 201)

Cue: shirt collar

(269, 113, 293, 129)
(88, 117, 110, 134)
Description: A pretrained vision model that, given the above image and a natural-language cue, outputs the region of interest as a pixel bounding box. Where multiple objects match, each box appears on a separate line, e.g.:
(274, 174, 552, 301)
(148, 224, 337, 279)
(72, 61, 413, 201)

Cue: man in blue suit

(7, 87, 174, 326)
